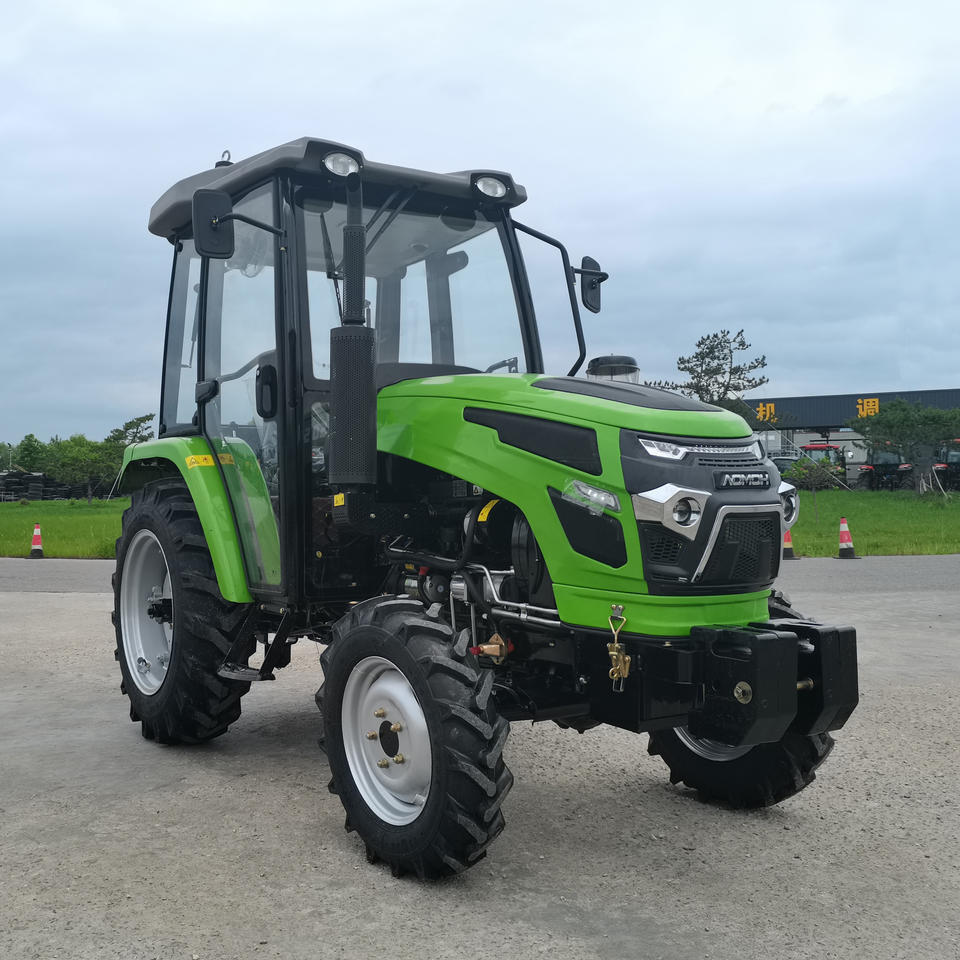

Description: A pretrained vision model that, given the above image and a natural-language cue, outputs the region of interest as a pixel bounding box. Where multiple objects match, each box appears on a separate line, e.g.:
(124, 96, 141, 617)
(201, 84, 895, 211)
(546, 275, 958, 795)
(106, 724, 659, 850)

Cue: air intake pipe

(328, 172, 377, 486)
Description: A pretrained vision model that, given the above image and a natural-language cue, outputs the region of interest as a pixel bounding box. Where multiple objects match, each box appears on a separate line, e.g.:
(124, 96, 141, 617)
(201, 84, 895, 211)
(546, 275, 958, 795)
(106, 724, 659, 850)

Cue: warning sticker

(333, 493, 345, 506)
(478, 498, 500, 522)
(217, 453, 235, 466)
(185, 455, 215, 469)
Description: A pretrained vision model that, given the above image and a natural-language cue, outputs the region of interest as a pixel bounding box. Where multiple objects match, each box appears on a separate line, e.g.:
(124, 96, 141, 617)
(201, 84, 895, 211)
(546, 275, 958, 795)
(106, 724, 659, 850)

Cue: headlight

(323, 152, 360, 176)
(638, 438, 686, 461)
(475, 176, 508, 198)
(562, 479, 620, 515)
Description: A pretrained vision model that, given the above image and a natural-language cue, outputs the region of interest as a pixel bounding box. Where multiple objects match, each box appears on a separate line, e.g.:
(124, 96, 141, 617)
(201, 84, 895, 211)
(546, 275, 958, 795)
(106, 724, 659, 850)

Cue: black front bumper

(587, 619, 859, 746)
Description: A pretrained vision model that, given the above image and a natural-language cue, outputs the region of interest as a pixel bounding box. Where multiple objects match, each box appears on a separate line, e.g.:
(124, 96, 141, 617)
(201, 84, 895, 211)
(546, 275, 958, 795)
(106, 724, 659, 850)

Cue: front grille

(646, 530, 685, 565)
(700, 513, 779, 585)
(696, 455, 765, 469)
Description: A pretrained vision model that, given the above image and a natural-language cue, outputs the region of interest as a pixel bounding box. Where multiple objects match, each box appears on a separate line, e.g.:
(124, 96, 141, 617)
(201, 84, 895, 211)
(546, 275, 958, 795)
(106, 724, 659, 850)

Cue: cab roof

(148, 137, 527, 240)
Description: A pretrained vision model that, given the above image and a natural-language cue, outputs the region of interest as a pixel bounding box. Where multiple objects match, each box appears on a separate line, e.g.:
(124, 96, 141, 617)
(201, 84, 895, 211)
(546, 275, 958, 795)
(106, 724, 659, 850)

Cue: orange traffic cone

(29, 522, 43, 559)
(782, 528, 796, 559)
(837, 516, 858, 559)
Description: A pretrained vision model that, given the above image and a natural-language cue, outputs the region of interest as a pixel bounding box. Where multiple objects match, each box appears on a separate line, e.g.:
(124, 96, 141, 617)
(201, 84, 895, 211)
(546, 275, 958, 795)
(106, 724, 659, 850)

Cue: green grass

(1, 490, 957, 561)
(0, 499, 129, 559)
(791, 489, 960, 557)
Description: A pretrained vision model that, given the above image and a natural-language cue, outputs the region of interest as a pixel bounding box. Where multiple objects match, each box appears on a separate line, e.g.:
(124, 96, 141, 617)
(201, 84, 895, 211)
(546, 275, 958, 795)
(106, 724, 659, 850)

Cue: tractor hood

(379, 374, 750, 439)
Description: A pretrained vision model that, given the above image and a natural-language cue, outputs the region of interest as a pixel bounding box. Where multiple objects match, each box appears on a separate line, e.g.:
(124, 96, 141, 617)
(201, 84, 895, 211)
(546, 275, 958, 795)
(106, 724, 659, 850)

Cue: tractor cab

(858, 445, 912, 490)
(149, 138, 603, 604)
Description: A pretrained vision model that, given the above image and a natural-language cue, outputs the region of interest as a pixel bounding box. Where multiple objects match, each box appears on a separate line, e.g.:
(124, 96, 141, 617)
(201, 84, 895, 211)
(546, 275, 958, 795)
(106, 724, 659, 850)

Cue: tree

(848, 399, 960, 492)
(6, 414, 155, 501)
(649, 329, 768, 405)
(101, 414, 155, 484)
(103, 414, 155, 449)
(15, 434, 45, 472)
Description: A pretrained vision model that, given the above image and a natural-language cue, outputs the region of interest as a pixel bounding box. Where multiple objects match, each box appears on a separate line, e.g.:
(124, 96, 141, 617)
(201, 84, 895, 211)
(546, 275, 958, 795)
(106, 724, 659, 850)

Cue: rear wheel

(112, 479, 252, 743)
(318, 597, 513, 878)
(647, 590, 834, 807)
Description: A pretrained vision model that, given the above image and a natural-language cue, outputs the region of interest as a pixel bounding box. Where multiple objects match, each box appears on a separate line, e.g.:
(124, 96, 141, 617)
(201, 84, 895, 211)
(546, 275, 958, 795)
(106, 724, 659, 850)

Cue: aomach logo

(714, 471, 770, 490)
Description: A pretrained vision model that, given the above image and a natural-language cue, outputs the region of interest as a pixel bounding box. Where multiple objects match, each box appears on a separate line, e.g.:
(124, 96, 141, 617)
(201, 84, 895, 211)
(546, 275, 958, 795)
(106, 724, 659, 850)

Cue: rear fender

(117, 437, 252, 603)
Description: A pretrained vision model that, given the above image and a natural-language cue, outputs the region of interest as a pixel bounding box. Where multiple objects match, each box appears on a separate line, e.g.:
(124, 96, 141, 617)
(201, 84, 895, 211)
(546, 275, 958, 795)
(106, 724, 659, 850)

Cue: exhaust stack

(328, 172, 377, 486)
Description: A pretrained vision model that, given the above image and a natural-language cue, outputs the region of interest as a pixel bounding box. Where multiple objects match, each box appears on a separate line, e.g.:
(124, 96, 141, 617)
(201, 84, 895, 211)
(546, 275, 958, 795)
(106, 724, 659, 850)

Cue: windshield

(804, 447, 841, 464)
(298, 188, 527, 381)
(872, 450, 901, 465)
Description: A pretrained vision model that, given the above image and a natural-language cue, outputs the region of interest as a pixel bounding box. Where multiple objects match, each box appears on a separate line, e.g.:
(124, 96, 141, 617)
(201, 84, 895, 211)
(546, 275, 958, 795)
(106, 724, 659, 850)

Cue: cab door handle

(255, 363, 278, 419)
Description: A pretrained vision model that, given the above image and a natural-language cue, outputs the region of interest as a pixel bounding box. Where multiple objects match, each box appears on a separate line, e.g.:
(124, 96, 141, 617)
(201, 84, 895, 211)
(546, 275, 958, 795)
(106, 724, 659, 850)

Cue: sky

(2, 0, 959, 443)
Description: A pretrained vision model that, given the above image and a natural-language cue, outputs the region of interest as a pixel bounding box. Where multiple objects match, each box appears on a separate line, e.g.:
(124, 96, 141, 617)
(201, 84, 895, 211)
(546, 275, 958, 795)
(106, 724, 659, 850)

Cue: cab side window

(160, 239, 201, 432)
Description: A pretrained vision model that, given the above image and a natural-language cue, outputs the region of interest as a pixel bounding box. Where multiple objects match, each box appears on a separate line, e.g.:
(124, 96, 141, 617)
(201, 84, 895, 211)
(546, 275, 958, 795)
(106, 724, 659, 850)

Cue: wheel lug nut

(374, 708, 386, 718)
(390, 722, 403, 733)
(365, 731, 378, 740)
(393, 754, 405, 764)
(376, 758, 390, 768)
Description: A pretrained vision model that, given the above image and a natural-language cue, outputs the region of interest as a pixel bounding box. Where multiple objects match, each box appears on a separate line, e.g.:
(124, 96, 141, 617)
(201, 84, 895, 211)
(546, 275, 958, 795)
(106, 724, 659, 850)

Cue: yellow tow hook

(607, 604, 631, 693)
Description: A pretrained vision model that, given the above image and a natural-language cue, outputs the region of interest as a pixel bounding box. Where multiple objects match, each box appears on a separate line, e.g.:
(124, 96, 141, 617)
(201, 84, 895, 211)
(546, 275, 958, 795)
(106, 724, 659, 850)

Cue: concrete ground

(0, 555, 958, 960)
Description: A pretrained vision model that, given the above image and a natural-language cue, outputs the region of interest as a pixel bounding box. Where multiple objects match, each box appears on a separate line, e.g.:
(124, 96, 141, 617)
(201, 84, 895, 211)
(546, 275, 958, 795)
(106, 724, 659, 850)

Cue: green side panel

(378, 374, 760, 635)
(118, 437, 253, 604)
(211, 436, 282, 588)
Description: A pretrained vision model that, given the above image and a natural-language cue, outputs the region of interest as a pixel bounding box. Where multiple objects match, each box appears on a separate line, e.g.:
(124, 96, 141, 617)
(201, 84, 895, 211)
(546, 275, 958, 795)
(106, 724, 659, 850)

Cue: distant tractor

(857, 447, 913, 490)
(934, 440, 960, 490)
(110, 138, 859, 879)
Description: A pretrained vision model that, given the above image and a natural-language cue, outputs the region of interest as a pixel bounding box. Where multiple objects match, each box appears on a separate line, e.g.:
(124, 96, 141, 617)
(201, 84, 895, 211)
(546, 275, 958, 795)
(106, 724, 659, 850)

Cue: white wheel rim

(341, 656, 432, 825)
(120, 529, 174, 696)
(674, 726, 753, 762)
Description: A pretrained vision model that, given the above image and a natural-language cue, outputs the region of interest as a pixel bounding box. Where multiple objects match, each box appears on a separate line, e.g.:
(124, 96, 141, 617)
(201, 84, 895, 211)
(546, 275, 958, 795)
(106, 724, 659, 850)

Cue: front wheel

(648, 589, 833, 807)
(647, 727, 833, 807)
(318, 597, 513, 878)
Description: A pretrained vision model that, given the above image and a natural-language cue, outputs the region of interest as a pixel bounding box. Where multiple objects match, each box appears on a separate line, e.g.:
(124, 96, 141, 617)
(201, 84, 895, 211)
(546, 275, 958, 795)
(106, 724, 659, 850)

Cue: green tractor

(112, 138, 859, 878)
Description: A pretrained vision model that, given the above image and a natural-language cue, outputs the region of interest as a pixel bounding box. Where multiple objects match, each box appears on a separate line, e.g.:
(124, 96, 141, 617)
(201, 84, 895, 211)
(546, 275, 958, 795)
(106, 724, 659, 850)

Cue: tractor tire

(856, 474, 873, 491)
(112, 479, 252, 744)
(318, 597, 513, 879)
(647, 589, 834, 808)
(646, 727, 833, 808)
(767, 589, 806, 620)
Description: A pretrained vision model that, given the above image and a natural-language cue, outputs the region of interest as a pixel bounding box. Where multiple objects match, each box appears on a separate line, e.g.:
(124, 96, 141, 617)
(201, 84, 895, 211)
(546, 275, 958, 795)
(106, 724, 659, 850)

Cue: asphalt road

(1, 556, 958, 960)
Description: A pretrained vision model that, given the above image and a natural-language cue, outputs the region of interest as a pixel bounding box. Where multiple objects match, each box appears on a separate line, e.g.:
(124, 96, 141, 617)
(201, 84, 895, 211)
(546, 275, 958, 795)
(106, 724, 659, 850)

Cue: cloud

(1, 0, 958, 443)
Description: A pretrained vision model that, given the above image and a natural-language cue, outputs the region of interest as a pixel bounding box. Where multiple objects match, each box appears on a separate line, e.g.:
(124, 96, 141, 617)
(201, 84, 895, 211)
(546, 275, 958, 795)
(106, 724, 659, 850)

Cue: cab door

(201, 182, 284, 592)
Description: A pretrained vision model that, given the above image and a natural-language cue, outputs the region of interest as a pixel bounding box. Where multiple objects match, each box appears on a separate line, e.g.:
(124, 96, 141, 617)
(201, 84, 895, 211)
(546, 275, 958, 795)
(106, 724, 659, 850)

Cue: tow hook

(607, 604, 631, 692)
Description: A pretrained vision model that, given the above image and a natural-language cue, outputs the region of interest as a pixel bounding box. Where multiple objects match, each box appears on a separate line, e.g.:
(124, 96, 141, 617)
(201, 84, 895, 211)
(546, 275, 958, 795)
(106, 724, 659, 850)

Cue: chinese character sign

(857, 397, 879, 418)
(756, 402, 776, 422)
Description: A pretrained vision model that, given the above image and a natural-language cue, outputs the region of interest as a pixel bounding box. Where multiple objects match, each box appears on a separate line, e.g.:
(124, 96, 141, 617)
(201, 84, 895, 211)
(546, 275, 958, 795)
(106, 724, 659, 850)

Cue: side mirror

(192, 189, 235, 259)
(579, 256, 606, 314)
